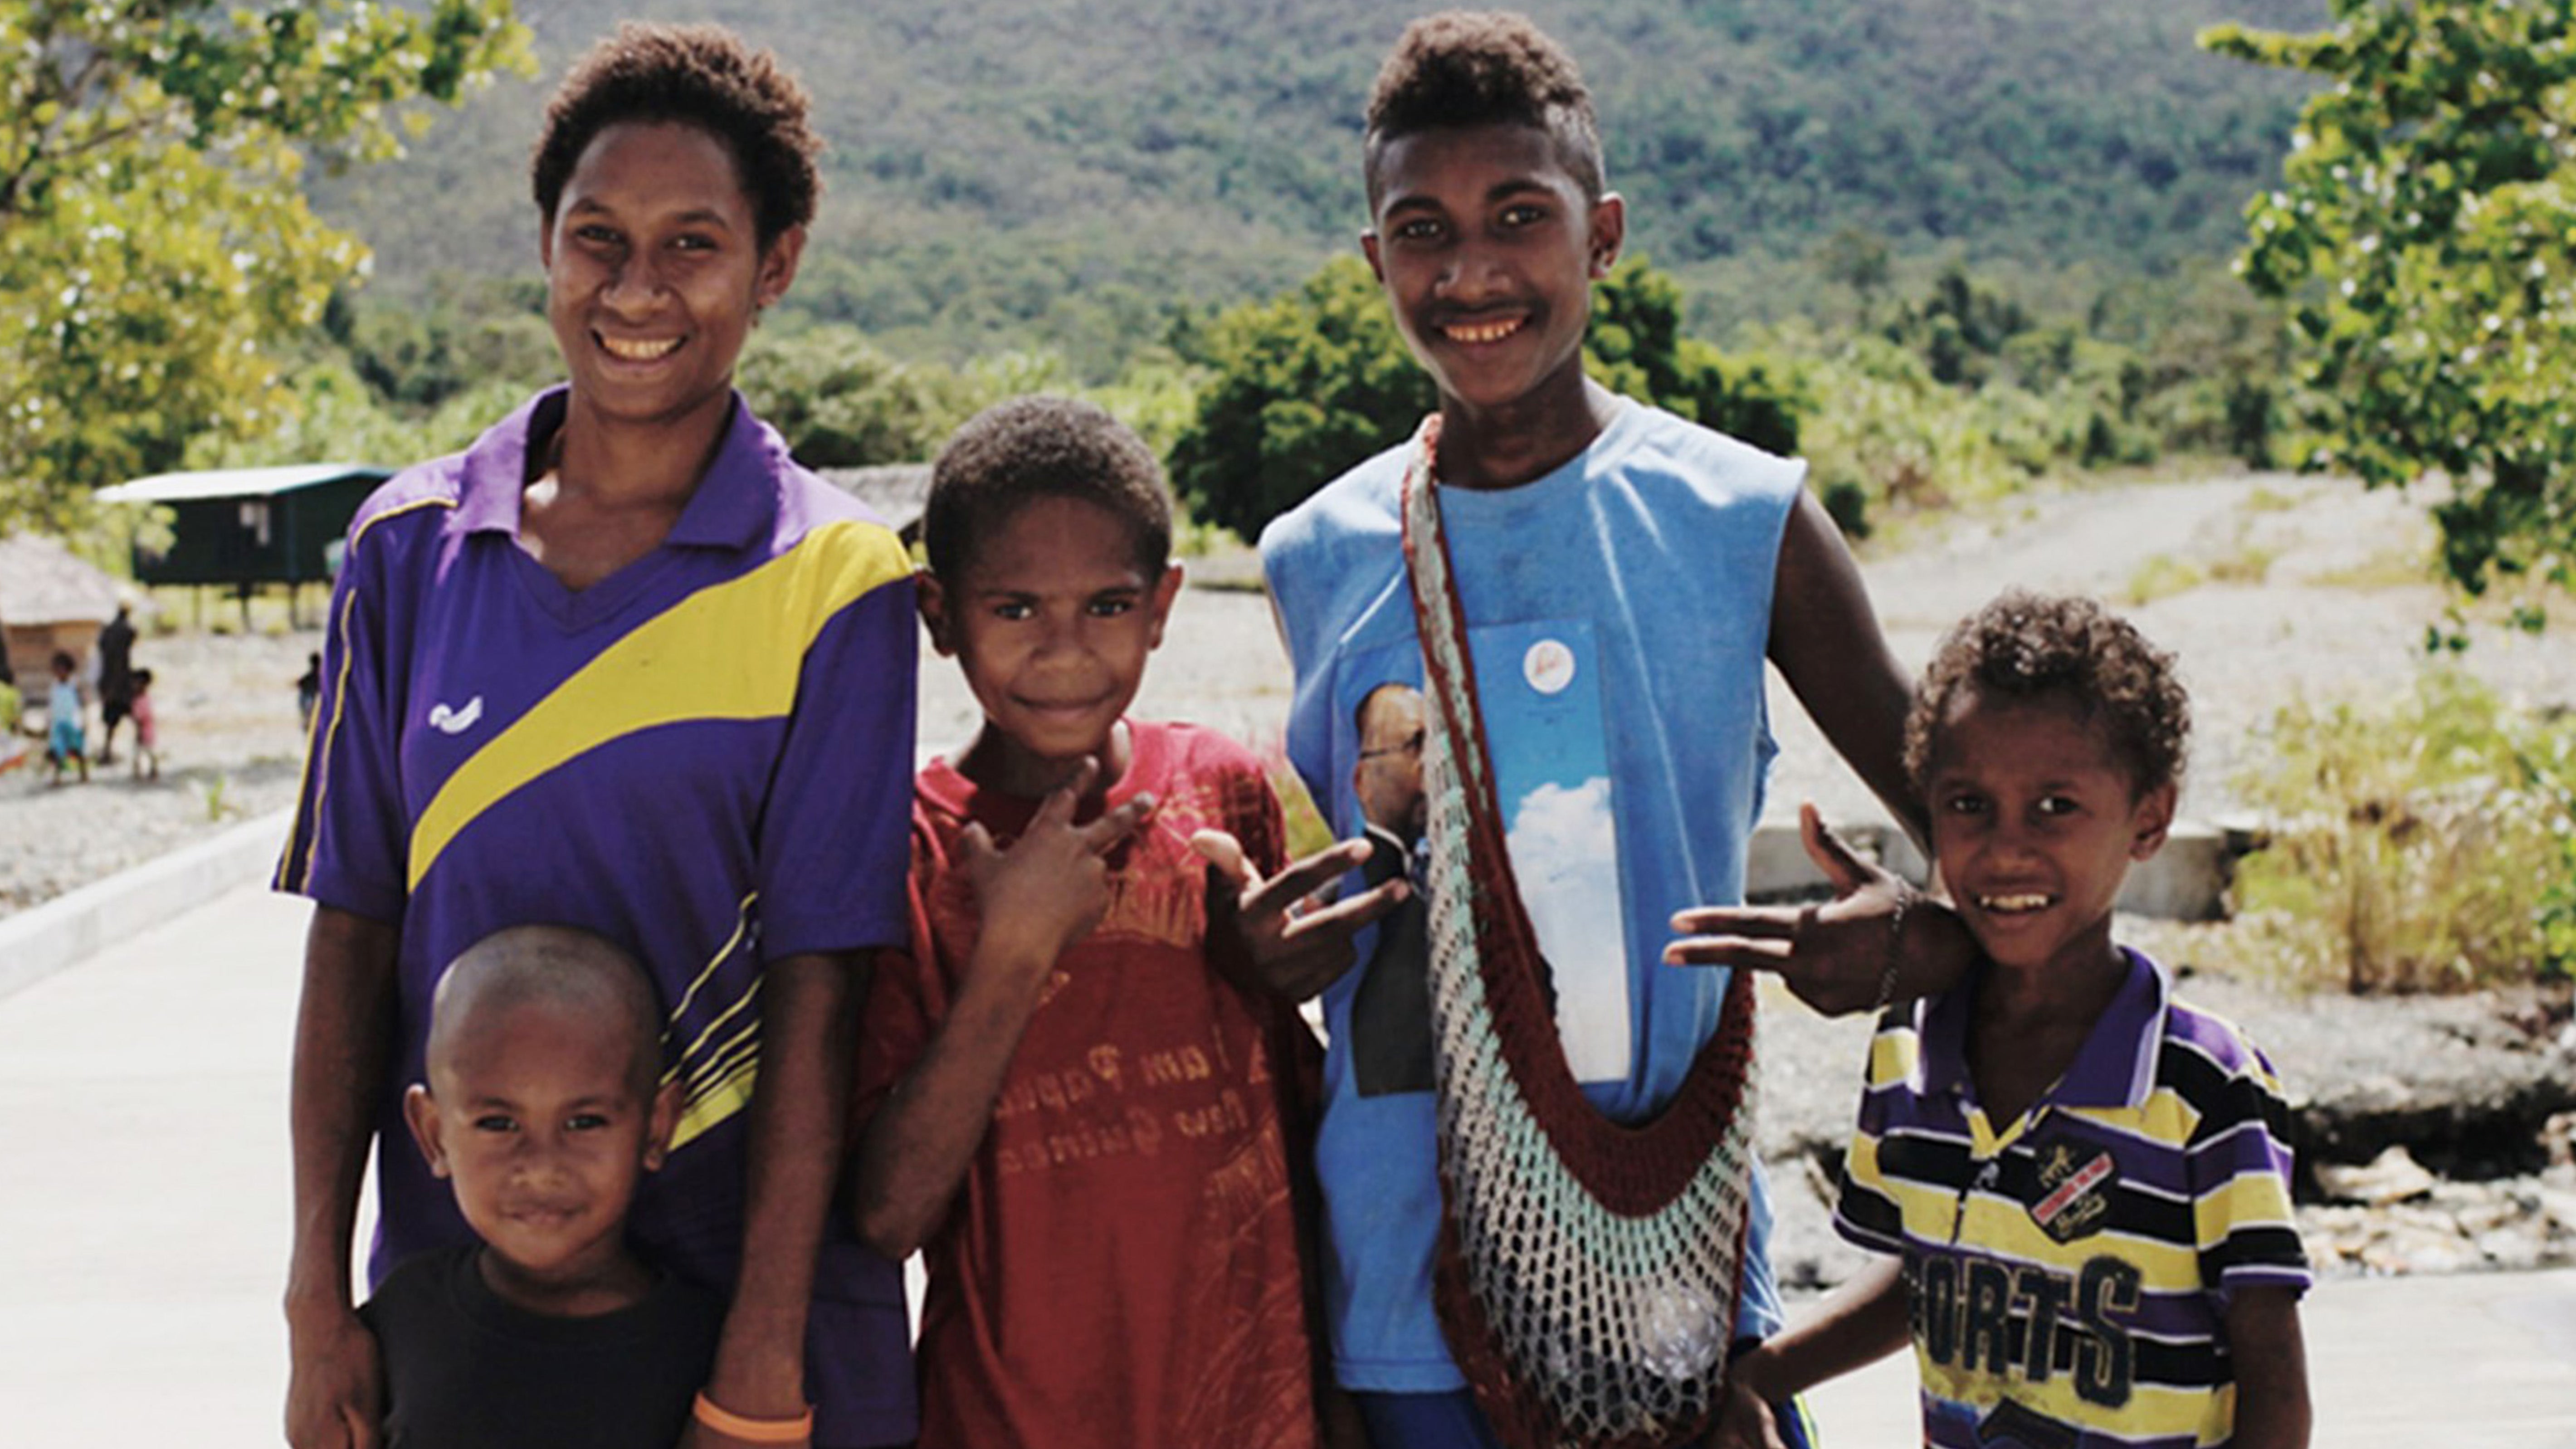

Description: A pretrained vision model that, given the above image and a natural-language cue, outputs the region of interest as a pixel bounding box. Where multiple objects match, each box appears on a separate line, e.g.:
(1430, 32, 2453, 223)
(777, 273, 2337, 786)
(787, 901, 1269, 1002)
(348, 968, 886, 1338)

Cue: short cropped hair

(532, 23, 821, 250)
(1363, 11, 1606, 207)
(1907, 590, 2191, 798)
(922, 396, 1173, 582)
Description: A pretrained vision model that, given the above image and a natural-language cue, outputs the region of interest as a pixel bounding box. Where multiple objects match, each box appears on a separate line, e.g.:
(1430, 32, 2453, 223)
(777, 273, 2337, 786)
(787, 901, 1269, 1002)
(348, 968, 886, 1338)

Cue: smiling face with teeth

(1926, 686, 2177, 981)
(541, 120, 803, 445)
(1362, 121, 1625, 465)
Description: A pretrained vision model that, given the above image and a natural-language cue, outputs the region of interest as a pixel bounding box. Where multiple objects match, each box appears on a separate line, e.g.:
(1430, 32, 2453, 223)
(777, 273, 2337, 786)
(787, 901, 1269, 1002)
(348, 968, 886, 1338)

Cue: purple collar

(1915, 945, 2169, 1110)
(449, 386, 782, 552)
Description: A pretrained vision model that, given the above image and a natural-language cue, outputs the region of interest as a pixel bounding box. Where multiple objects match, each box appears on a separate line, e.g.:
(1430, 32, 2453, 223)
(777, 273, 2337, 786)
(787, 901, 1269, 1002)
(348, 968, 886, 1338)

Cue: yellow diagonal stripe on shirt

(406, 519, 907, 890)
(671, 1058, 761, 1155)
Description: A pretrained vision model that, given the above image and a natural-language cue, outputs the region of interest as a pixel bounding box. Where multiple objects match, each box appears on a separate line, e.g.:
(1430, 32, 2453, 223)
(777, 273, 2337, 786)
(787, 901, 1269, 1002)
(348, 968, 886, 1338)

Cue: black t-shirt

(360, 1245, 723, 1449)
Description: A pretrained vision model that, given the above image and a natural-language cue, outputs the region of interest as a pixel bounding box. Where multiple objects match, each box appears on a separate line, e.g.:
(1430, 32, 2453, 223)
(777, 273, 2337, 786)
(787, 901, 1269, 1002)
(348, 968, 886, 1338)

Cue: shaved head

(426, 925, 665, 1098)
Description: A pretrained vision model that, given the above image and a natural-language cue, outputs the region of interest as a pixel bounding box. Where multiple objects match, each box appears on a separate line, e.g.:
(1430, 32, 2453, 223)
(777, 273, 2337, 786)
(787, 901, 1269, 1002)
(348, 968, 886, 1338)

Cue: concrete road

(4, 876, 2573, 1446)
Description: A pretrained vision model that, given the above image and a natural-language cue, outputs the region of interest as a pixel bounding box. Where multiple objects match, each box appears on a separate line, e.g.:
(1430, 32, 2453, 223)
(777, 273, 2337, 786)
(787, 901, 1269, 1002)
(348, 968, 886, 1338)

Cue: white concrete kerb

(0, 806, 294, 1002)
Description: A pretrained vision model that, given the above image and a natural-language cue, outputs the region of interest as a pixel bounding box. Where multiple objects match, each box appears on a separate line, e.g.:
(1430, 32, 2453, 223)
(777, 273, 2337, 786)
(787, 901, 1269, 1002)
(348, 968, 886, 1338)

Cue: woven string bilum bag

(1400, 416, 1761, 1449)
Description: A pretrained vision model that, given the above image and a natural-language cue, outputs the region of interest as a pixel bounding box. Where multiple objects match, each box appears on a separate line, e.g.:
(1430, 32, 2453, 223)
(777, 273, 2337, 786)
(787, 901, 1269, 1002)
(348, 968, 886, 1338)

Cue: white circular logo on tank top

(1522, 638, 1575, 696)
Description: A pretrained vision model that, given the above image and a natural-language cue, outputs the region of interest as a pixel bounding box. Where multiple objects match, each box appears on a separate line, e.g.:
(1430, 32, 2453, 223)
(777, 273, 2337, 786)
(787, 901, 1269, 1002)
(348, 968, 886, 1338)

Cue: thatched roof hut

(0, 535, 123, 687)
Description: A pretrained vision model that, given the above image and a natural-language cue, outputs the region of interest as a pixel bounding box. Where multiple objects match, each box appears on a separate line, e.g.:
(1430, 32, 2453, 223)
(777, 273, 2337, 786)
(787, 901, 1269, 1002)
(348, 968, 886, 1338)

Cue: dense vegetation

(49, 1, 2576, 994)
(2209, 0, 2576, 619)
(0, 0, 529, 533)
(308, 0, 2324, 373)
(211, 0, 2325, 542)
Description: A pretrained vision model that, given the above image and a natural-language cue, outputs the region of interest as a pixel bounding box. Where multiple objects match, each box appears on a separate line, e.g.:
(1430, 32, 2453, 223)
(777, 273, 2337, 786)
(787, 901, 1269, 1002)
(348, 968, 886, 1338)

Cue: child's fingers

(1033, 757, 1101, 828)
(1279, 872, 1407, 941)
(1798, 800, 1882, 895)
(1660, 933, 1795, 969)
(1243, 837, 1375, 917)
(1080, 791, 1156, 851)
(1189, 828, 1255, 888)
(958, 820, 999, 868)
(1668, 903, 1802, 940)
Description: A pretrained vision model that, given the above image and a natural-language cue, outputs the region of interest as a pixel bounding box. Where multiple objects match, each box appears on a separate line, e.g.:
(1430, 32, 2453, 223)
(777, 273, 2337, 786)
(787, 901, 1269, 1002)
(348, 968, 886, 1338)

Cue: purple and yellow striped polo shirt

(1834, 947, 2312, 1449)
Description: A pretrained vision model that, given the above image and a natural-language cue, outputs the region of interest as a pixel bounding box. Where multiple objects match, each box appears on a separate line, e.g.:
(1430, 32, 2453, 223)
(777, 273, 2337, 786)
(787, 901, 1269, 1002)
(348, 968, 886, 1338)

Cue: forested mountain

(315, 0, 2323, 370)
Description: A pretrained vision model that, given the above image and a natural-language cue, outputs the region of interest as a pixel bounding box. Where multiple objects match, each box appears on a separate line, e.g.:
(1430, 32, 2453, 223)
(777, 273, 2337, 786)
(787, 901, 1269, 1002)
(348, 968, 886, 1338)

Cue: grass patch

(2226, 671, 2576, 994)
(2239, 483, 2302, 515)
(2312, 546, 2435, 591)
(2205, 541, 2275, 587)
(2123, 553, 2205, 605)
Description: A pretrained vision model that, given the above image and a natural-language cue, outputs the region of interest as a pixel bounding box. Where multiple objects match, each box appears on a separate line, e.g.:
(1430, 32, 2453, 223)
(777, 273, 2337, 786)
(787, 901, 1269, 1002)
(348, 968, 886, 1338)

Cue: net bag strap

(1400, 415, 1762, 1449)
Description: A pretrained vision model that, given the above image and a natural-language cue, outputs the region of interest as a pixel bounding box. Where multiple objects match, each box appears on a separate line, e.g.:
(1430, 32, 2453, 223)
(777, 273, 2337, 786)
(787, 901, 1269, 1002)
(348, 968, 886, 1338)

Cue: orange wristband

(692, 1390, 815, 1444)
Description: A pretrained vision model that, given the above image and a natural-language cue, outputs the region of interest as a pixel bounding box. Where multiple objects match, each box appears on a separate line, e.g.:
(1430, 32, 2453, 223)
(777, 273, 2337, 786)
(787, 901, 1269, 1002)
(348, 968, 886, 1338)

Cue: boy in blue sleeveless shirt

(1236, 12, 1975, 1447)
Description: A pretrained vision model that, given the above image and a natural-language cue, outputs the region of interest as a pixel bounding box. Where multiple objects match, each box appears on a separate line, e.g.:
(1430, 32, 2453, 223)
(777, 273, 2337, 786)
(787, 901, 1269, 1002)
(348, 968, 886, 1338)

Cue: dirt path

(1765, 470, 2576, 828)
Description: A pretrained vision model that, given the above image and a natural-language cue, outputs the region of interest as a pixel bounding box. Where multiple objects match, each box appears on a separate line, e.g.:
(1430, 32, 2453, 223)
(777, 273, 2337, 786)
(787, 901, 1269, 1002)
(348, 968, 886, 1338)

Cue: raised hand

(1192, 831, 1410, 1002)
(963, 759, 1154, 990)
(1665, 801, 1962, 1016)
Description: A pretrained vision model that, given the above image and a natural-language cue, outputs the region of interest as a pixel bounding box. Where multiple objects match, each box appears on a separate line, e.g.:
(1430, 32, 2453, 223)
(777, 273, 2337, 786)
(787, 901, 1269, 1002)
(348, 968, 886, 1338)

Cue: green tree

(0, 0, 530, 533)
(1167, 255, 1433, 542)
(1168, 254, 1805, 541)
(1587, 257, 1803, 459)
(737, 328, 959, 469)
(1814, 224, 1893, 328)
(2205, 0, 2576, 613)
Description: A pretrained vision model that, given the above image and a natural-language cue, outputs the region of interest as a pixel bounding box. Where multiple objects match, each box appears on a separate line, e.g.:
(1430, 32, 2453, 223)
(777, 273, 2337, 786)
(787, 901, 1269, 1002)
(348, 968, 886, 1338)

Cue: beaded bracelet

(1871, 884, 1916, 1015)
(693, 1391, 815, 1445)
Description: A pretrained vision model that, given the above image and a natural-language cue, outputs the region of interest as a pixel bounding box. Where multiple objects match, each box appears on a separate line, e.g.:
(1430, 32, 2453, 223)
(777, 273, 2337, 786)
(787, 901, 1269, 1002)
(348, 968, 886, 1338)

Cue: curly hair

(531, 23, 821, 249)
(1363, 10, 1605, 206)
(923, 396, 1173, 582)
(1906, 590, 2191, 797)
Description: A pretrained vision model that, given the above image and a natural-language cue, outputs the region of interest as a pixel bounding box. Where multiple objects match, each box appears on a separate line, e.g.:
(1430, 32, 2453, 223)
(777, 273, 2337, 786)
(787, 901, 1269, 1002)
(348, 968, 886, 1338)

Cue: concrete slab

(0, 881, 310, 1444)
(1798, 1269, 2576, 1447)
(1744, 816, 2233, 922)
(4, 876, 2571, 1445)
(0, 806, 293, 1002)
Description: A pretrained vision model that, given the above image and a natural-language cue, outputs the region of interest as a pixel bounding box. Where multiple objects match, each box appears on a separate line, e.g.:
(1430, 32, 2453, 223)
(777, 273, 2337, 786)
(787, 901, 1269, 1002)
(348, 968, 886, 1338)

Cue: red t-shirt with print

(855, 721, 1322, 1449)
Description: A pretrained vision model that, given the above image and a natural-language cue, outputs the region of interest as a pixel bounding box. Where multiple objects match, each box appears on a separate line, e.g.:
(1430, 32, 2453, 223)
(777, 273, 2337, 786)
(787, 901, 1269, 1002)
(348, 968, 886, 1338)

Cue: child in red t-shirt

(850, 397, 1390, 1449)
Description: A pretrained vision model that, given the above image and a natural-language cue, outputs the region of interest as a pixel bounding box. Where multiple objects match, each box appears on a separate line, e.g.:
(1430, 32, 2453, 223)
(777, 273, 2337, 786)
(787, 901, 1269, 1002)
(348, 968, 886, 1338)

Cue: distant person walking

(127, 668, 160, 780)
(44, 651, 89, 785)
(293, 652, 321, 734)
(94, 602, 135, 765)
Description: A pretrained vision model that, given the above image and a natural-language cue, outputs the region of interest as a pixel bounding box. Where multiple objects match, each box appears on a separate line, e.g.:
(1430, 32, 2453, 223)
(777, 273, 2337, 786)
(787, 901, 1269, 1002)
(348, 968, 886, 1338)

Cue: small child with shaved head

(361, 925, 724, 1448)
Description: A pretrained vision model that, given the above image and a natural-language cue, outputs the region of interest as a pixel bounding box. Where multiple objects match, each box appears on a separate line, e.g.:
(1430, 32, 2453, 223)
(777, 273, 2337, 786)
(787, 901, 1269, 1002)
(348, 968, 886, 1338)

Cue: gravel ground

(10, 471, 2574, 1283)
(1761, 470, 2576, 831)
(0, 628, 314, 913)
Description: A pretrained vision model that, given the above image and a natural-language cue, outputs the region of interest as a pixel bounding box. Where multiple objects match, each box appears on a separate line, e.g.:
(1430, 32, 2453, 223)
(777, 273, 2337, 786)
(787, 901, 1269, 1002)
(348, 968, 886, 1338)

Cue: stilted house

(96, 463, 392, 625)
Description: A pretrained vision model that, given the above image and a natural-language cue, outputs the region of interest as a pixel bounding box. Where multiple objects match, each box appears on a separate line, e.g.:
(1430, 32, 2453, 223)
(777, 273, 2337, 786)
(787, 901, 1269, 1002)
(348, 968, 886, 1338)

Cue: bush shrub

(2230, 671, 2576, 993)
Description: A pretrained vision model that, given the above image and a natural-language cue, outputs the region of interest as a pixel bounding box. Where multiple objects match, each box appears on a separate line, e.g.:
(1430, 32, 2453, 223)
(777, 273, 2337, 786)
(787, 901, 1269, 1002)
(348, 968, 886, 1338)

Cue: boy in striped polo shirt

(1716, 591, 2312, 1449)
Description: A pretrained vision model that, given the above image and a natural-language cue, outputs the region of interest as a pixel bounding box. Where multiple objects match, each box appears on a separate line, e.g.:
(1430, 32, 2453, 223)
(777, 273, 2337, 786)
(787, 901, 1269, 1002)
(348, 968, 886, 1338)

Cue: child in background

(296, 651, 322, 733)
(849, 396, 1340, 1449)
(367, 924, 723, 1449)
(44, 651, 89, 785)
(127, 668, 159, 780)
(1715, 591, 2312, 1449)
